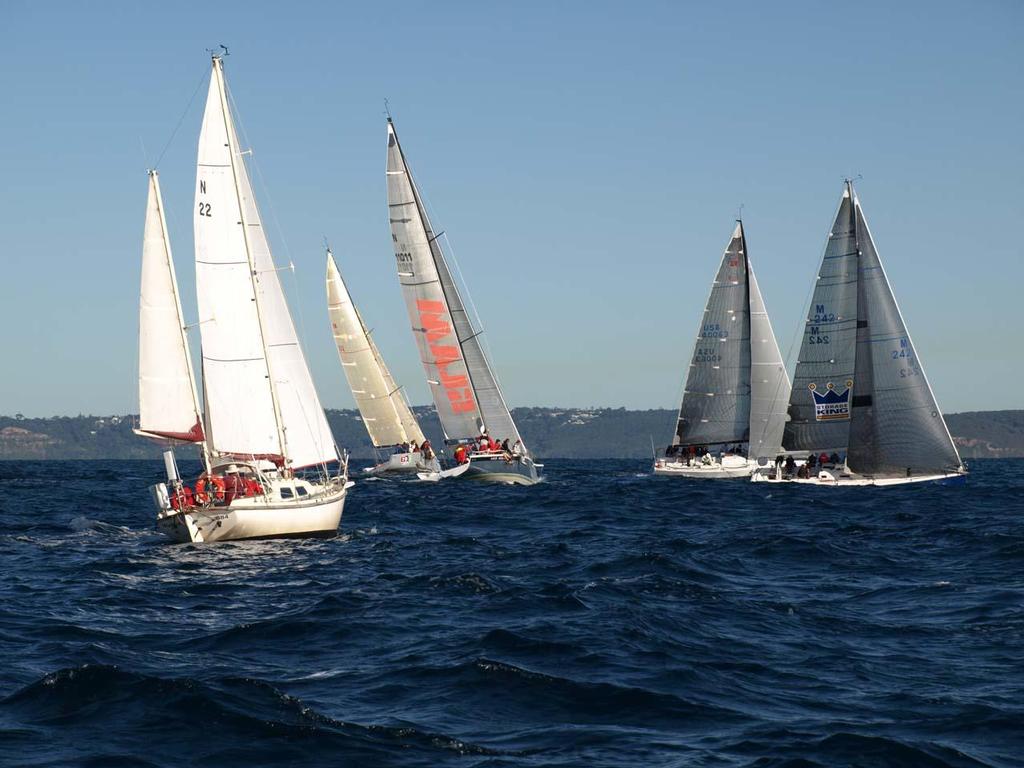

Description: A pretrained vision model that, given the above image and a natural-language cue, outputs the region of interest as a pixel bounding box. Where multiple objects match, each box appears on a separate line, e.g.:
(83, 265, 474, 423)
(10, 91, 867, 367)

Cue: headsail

(783, 188, 859, 454)
(673, 223, 752, 447)
(137, 170, 204, 443)
(194, 57, 337, 469)
(385, 118, 524, 449)
(747, 253, 790, 458)
(844, 186, 962, 475)
(326, 250, 426, 448)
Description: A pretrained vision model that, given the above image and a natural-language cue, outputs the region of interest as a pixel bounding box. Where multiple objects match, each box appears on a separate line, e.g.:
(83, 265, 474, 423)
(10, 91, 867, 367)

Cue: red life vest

(210, 475, 226, 503)
(194, 476, 209, 504)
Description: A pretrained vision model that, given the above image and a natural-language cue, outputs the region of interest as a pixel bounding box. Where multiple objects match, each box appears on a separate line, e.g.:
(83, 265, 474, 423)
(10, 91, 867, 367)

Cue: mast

(210, 55, 290, 469)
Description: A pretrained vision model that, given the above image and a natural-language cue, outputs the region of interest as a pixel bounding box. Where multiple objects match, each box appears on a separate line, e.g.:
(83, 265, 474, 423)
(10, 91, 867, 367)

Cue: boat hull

(653, 457, 754, 478)
(362, 452, 440, 476)
(750, 467, 967, 487)
(464, 454, 541, 485)
(156, 484, 348, 543)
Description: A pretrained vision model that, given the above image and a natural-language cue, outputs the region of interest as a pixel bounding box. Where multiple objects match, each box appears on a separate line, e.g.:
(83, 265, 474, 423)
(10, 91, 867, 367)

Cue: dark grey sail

(783, 188, 860, 455)
(845, 188, 962, 475)
(673, 223, 751, 447)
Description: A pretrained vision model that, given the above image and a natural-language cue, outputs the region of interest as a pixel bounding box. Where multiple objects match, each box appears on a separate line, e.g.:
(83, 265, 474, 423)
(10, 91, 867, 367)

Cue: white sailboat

(751, 181, 967, 486)
(654, 221, 790, 478)
(325, 249, 439, 475)
(136, 56, 350, 542)
(384, 117, 540, 484)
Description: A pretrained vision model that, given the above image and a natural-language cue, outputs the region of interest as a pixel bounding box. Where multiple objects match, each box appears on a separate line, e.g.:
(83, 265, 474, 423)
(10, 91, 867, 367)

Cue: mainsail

(137, 170, 204, 443)
(674, 223, 752, 448)
(783, 188, 859, 454)
(194, 56, 337, 469)
(785, 181, 962, 476)
(326, 250, 426, 448)
(385, 118, 524, 449)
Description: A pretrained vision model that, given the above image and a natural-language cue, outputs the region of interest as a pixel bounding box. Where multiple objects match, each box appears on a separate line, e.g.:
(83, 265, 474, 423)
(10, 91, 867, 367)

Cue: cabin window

(296, 487, 309, 497)
(279, 487, 294, 499)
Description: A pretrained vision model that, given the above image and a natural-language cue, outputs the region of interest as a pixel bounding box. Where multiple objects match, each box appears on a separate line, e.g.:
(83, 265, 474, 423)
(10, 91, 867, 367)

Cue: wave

(0, 665, 509, 766)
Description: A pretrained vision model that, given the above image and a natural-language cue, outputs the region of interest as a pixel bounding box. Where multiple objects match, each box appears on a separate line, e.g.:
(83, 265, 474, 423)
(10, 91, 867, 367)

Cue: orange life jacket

(210, 475, 226, 503)
(194, 476, 209, 504)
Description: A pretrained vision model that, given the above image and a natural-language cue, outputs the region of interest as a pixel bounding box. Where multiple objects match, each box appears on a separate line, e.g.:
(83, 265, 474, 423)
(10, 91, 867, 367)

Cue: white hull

(416, 461, 473, 482)
(362, 452, 440, 476)
(653, 457, 754, 479)
(750, 467, 967, 487)
(155, 479, 349, 543)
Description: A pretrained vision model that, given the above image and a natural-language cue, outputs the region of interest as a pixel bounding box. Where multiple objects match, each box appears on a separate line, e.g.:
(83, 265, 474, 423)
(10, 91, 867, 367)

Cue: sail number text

(197, 181, 212, 217)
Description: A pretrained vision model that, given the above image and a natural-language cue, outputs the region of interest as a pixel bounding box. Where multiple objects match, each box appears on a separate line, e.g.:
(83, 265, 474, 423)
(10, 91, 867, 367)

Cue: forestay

(194, 57, 337, 469)
(844, 189, 962, 475)
(385, 118, 524, 449)
(674, 224, 751, 447)
(137, 171, 204, 443)
(783, 189, 859, 454)
(326, 251, 425, 448)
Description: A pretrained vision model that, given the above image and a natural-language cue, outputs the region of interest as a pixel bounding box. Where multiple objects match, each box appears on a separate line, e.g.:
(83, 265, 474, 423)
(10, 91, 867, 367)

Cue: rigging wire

(151, 64, 209, 171)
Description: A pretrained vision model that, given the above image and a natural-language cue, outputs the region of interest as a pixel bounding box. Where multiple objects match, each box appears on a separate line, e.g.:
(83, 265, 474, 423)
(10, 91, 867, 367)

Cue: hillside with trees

(1, 408, 1021, 461)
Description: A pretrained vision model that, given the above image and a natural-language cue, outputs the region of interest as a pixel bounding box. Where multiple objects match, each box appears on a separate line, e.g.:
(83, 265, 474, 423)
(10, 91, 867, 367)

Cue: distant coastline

(1, 408, 1020, 461)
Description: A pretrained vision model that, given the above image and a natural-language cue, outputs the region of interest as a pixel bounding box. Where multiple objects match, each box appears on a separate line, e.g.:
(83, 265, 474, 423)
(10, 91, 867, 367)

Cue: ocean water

(0, 458, 1022, 767)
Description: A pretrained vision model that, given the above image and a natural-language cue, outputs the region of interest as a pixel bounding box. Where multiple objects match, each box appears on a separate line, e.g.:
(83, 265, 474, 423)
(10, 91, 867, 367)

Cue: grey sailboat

(655, 221, 789, 477)
(752, 181, 966, 486)
(384, 117, 540, 485)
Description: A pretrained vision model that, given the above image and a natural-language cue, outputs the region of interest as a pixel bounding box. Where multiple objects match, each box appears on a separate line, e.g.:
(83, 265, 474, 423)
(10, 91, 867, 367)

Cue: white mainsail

(385, 118, 524, 449)
(326, 250, 426, 448)
(137, 170, 204, 443)
(194, 57, 337, 469)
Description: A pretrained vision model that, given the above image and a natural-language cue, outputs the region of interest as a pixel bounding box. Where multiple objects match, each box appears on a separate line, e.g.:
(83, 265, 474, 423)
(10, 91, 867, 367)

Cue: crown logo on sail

(809, 380, 853, 422)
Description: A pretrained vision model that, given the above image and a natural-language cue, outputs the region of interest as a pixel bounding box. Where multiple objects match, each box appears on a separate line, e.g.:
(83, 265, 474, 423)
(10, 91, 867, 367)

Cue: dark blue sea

(1, 459, 1022, 767)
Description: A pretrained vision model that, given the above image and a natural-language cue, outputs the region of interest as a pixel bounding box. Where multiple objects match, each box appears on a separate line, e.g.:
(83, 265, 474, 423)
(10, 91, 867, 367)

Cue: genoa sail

(844, 188, 962, 475)
(674, 223, 752, 448)
(194, 57, 337, 469)
(137, 170, 204, 443)
(385, 118, 525, 450)
(326, 250, 426, 448)
(783, 188, 860, 455)
(747, 257, 790, 458)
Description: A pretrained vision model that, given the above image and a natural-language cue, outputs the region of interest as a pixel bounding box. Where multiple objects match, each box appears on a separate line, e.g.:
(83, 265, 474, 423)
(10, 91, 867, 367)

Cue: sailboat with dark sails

(751, 180, 966, 486)
(384, 117, 540, 484)
(654, 221, 790, 477)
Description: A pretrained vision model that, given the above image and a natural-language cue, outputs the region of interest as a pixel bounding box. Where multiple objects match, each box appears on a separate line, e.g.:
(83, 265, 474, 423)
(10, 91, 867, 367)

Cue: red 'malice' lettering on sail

(416, 299, 476, 414)
(418, 299, 452, 343)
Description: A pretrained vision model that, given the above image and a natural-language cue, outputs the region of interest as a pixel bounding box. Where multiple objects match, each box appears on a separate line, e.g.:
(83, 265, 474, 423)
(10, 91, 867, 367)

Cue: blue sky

(1, 0, 1021, 416)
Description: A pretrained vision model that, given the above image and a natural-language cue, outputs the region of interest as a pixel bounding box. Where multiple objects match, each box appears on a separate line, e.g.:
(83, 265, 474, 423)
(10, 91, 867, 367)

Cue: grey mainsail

(674, 223, 752, 447)
(844, 189, 962, 475)
(783, 189, 859, 455)
(385, 118, 525, 450)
